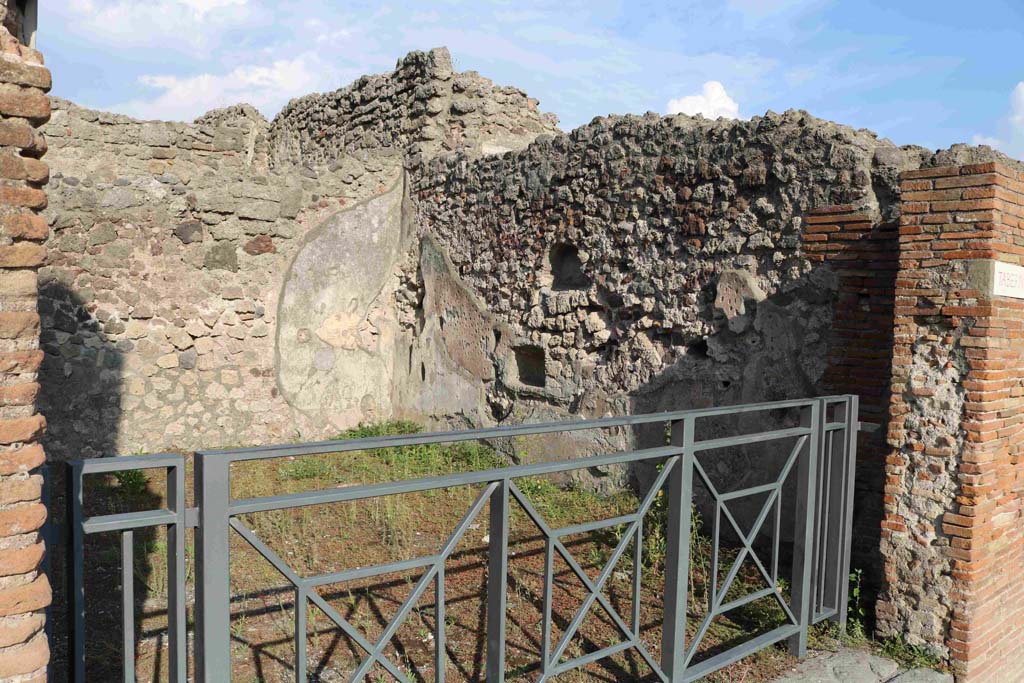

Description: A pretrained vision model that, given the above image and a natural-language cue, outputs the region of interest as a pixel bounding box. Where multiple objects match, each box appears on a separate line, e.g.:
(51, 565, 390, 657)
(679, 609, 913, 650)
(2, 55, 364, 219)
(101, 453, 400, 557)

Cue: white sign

(993, 261, 1024, 299)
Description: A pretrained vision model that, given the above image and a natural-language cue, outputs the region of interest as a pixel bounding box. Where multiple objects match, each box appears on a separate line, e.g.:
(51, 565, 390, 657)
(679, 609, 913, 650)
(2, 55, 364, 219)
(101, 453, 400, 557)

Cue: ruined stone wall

(0, 24, 49, 683)
(38, 97, 404, 460)
(268, 47, 560, 169)
(409, 112, 900, 440)
(37, 48, 556, 460)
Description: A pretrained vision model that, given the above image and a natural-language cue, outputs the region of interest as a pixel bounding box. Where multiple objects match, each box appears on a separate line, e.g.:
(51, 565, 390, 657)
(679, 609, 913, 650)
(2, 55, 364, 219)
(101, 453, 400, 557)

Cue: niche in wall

(513, 345, 546, 387)
(548, 243, 590, 291)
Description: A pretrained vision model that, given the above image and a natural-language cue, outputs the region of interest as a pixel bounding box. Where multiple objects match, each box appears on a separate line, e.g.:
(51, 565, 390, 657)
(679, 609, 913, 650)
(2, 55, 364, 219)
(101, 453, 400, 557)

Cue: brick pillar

(878, 162, 1024, 681)
(0, 25, 50, 683)
(804, 205, 898, 580)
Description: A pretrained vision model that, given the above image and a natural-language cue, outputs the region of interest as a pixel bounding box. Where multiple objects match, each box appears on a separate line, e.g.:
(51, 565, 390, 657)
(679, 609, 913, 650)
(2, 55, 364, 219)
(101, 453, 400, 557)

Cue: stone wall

(268, 47, 560, 168)
(37, 48, 557, 462)
(0, 24, 49, 683)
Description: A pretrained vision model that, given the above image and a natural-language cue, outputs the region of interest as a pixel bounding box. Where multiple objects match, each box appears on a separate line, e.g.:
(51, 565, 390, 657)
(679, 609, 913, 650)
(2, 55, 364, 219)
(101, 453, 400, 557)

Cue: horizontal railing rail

(67, 395, 859, 683)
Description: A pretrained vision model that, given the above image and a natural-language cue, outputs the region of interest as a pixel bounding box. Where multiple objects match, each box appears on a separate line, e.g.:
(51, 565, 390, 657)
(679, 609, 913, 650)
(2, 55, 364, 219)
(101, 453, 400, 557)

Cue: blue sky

(40, 0, 1024, 158)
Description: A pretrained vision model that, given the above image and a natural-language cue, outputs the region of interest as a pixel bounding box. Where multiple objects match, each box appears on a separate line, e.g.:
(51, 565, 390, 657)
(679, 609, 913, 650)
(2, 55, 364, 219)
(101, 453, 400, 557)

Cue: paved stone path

(772, 649, 953, 683)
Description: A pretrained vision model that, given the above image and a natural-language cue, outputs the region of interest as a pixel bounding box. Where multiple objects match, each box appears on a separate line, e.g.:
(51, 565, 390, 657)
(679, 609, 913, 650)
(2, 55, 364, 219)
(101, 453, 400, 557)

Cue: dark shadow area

(37, 280, 162, 682)
(548, 243, 591, 291)
(626, 246, 897, 631)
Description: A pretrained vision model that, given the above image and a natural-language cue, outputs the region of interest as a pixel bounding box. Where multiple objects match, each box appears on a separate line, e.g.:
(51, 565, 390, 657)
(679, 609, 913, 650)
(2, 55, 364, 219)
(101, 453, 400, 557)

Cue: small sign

(993, 261, 1024, 299)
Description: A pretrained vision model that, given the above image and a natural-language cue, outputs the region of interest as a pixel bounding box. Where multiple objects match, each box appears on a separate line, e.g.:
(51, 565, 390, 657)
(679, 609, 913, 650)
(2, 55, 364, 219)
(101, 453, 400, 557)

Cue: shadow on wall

(625, 256, 892, 596)
(37, 281, 164, 682)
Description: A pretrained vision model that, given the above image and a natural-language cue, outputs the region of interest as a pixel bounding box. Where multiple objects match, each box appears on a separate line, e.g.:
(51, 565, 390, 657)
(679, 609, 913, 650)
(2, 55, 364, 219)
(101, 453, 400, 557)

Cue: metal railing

(68, 395, 859, 682)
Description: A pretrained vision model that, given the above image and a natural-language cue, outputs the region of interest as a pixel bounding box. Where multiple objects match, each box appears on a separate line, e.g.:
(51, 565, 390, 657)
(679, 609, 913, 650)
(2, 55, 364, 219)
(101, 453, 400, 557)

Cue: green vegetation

(881, 636, 944, 670)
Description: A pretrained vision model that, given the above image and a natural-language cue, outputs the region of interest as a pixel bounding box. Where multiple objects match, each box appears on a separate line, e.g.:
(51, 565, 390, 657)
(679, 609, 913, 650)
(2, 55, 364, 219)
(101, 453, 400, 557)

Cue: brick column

(878, 162, 1024, 681)
(804, 205, 898, 579)
(0, 26, 50, 683)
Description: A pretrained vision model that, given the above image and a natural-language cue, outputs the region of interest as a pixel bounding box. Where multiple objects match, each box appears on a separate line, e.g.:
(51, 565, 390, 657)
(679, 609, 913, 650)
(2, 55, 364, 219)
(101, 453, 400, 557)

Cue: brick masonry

(876, 162, 1024, 681)
(0, 20, 48, 683)
(805, 206, 899, 576)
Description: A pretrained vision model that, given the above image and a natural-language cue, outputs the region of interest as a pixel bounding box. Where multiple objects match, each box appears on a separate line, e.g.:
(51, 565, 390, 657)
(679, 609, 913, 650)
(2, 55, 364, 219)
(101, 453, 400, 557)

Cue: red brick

(0, 542, 42, 577)
(0, 61, 50, 91)
(1, 214, 48, 241)
(0, 415, 44, 445)
(0, 351, 42, 375)
(0, 89, 49, 121)
(0, 242, 44, 267)
(0, 631, 47, 679)
(0, 503, 45, 536)
(0, 312, 38, 339)
(0, 383, 36, 407)
(0, 612, 43, 648)
(0, 186, 45, 209)
(0, 576, 47, 618)
(0, 120, 33, 149)
(0, 444, 45, 475)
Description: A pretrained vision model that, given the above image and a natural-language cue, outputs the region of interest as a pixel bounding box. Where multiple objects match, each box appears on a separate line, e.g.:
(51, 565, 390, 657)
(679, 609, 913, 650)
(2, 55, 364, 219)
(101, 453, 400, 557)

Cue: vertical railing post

(835, 395, 859, 627)
(195, 452, 232, 682)
(68, 462, 85, 683)
(788, 399, 822, 657)
(662, 416, 694, 680)
(167, 461, 187, 682)
(485, 479, 510, 683)
(295, 587, 307, 683)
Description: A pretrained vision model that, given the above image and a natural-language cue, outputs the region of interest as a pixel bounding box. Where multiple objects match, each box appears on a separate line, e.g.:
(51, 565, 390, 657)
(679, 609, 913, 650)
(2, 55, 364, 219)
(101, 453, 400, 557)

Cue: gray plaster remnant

(276, 172, 409, 428)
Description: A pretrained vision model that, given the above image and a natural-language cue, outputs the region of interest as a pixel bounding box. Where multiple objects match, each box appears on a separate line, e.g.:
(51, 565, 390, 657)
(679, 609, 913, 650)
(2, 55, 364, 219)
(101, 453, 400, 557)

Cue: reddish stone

(243, 234, 276, 255)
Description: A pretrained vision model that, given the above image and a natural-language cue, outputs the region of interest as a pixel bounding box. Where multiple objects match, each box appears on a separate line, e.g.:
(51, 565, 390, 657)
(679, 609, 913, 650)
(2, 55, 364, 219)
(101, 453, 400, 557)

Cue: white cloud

(666, 81, 741, 119)
(1011, 82, 1024, 129)
(111, 55, 330, 122)
(971, 82, 1024, 161)
(57, 0, 254, 53)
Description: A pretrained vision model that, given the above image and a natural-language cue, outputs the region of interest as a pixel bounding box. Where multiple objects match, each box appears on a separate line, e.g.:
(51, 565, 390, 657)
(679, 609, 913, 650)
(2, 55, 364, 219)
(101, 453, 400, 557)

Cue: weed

(847, 568, 868, 641)
(881, 636, 944, 670)
(113, 469, 148, 499)
(279, 457, 335, 481)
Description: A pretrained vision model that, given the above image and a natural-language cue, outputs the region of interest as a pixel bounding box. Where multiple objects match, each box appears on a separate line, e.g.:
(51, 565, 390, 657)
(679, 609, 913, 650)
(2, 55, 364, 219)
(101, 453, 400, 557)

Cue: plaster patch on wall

(276, 171, 407, 429)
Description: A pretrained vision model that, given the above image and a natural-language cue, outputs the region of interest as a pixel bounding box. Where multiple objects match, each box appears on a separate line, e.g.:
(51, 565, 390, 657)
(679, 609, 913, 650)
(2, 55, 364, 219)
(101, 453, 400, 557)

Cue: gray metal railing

(68, 395, 859, 683)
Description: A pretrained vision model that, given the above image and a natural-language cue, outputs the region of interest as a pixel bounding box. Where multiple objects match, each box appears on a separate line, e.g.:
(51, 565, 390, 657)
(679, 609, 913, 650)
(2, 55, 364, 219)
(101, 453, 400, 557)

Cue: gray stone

(203, 242, 238, 272)
(174, 220, 203, 244)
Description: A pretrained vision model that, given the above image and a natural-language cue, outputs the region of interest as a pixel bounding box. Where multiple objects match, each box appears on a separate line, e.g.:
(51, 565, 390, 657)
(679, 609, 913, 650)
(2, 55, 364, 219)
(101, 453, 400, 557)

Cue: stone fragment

(203, 242, 238, 272)
(243, 235, 275, 255)
(174, 220, 203, 244)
